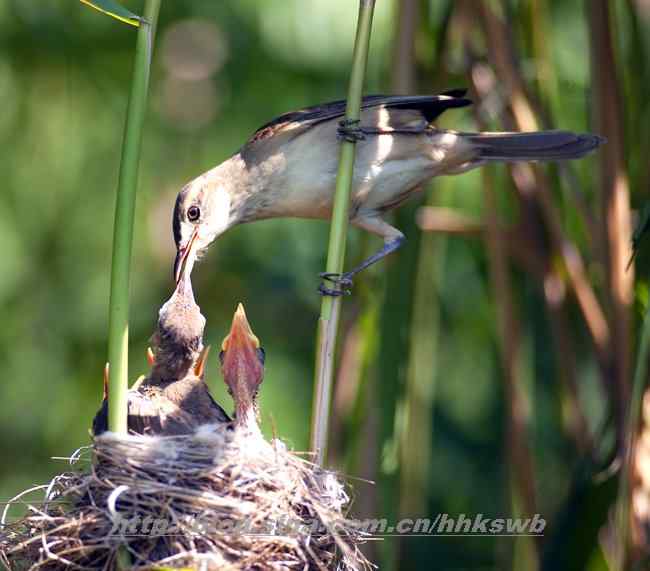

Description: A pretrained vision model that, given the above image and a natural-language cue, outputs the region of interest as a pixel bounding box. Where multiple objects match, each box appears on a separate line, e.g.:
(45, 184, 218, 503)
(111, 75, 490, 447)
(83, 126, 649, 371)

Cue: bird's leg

(319, 216, 405, 296)
(337, 119, 366, 143)
(318, 276, 352, 297)
(318, 238, 405, 296)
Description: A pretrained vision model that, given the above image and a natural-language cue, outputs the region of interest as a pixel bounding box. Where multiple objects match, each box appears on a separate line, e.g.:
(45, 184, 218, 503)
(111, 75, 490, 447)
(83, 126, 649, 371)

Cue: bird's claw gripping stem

(318, 283, 350, 297)
(318, 272, 353, 297)
(337, 119, 366, 143)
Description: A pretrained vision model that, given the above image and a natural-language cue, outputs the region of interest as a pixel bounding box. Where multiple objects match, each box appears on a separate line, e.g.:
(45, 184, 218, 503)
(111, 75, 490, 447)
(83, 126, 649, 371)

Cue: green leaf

(79, 0, 143, 27)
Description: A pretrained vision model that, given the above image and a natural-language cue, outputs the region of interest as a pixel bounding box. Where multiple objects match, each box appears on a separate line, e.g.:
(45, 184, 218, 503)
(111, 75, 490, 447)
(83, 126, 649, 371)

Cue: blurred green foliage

(0, 0, 648, 569)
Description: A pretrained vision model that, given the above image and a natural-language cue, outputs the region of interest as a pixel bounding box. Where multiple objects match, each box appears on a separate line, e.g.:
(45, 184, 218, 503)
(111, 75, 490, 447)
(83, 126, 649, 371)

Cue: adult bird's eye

(187, 205, 201, 222)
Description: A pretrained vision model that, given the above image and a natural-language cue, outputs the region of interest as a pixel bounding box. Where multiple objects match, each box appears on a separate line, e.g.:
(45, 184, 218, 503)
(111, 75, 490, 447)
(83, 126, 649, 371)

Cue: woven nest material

(1, 424, 371, 570)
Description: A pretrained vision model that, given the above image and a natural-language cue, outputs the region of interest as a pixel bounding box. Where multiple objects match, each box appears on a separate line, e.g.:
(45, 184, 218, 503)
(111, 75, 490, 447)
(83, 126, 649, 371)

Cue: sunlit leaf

(79, 0, 142, 27)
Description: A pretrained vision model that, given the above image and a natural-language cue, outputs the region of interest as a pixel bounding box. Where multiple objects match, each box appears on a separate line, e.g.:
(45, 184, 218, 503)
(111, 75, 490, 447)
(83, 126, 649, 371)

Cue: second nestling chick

(219, 304, 266, 433)
(93, 273, 230, 436)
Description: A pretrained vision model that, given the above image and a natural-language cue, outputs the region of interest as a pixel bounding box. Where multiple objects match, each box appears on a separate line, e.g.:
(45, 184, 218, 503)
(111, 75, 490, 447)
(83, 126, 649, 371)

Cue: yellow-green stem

(310, 0, 376, 465)
(107, 0, 160, 434)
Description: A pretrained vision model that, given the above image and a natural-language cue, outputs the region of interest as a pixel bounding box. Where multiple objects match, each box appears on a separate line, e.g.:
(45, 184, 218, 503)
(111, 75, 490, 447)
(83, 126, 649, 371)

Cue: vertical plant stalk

(394, 1, 422, 519)
(483, 169, 537, 513)
(310, 0, 376, 465)
(418, 207, 590, 451)
(107, 0, 161, 434)
(389, 0, 431, 568)
(527, 0, 590, 454)
(482, 1, 598, 246)
(463, 3, 539, 525)
(618, 1, 650, 563)
(588, 0, 633, 427)
(398, 225, 441, 513)
(619, 309, 650, 569)
(472, 1, 622, 434)
(482, 167, 540, 571)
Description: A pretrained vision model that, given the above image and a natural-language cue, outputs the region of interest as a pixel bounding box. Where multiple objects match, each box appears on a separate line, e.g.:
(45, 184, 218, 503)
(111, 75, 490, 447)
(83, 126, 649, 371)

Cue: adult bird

(173, 89, 604, 295)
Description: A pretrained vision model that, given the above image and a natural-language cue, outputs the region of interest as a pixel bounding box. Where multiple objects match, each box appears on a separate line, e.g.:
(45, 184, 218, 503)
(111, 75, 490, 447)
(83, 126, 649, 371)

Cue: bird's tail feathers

(466, 130, 605, 161)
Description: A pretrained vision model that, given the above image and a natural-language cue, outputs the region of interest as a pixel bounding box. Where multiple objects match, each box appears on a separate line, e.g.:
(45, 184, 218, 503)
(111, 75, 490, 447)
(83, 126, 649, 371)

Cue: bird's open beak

(221, 304, 263, 394)
(174, 228, 199, 284)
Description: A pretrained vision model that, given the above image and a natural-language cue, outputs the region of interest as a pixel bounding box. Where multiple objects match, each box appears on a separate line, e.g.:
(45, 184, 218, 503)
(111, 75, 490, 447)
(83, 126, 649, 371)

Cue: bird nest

(1, 424, 371, 570)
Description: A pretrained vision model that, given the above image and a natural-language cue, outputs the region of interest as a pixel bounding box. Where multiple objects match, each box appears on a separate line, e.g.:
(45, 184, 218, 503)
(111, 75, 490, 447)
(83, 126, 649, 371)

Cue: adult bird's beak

(174, 228, 199, 284)
(221, 304, 263, 398)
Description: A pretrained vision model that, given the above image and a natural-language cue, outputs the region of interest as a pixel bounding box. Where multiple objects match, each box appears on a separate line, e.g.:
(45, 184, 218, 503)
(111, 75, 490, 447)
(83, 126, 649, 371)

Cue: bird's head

(220, 303, 265, 427)
(150, 270, 206, 382)
(173, 178, 234, 283)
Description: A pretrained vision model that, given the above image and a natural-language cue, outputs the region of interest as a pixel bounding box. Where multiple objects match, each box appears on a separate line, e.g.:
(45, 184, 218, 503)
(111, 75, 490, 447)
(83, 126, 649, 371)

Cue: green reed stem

(310, 0, 376, 465)
(107, 0, 160, 433)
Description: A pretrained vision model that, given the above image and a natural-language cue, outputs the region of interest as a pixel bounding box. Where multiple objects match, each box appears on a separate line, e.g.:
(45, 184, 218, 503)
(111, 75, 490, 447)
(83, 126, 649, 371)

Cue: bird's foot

(318, 272, 353, 296)
(337, 119, 366, 143)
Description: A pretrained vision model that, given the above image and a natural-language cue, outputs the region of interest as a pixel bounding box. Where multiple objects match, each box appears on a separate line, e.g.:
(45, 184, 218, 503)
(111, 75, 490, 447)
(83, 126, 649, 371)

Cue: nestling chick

(93, 272, 230, 436)
(219, 303, 266, 433)
(148, 271, 206, 382)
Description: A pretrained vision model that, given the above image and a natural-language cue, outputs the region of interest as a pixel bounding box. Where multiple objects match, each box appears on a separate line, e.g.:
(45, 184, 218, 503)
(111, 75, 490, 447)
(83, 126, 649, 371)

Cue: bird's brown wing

(92, 382, 231, 437)
(245, 89, 472, 146)
(91, 392, 179, 436)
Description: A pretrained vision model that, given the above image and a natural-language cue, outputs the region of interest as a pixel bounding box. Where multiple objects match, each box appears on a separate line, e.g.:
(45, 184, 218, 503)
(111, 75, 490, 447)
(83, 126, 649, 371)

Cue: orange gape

(220, 304, 265, 429)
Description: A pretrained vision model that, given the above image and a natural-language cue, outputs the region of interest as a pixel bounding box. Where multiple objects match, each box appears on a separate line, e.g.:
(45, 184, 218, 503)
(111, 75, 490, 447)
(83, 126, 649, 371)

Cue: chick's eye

(218, 350, 225, 365)
(187, 205, 201, 222)
(257, 347, 266, 365)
